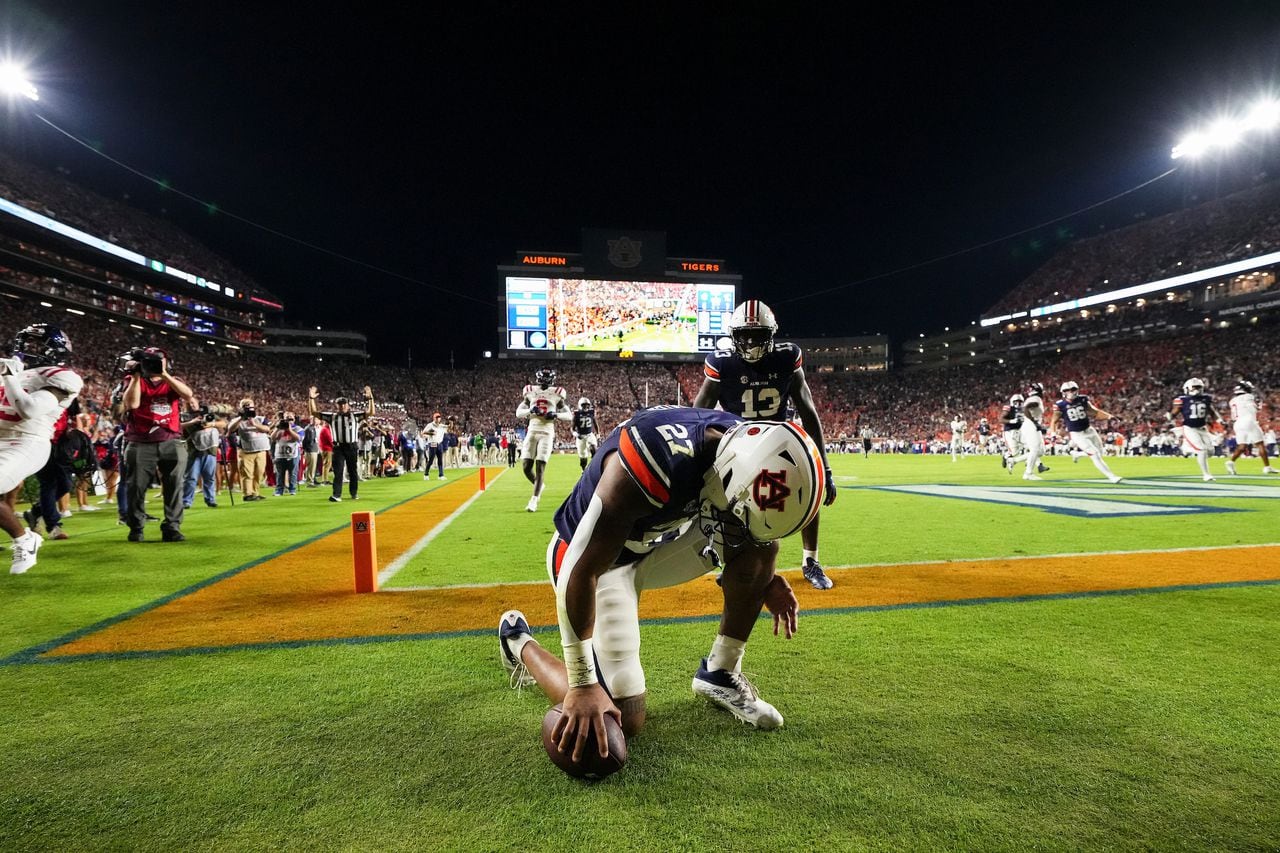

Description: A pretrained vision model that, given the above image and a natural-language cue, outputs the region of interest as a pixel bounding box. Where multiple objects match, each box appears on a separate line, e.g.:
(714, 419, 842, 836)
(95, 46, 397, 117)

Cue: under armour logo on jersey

(753, 469, 790, 511)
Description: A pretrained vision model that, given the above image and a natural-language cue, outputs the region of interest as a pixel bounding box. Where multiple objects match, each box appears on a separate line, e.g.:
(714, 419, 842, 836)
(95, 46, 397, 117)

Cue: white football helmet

(578, 397, 592, 410)
(1234, 380, 1254, 396)
(1183, 378, 1205, 395)
(1010, 394, 1025, 406)
(727, 300, 779, 363)
(1060, 381, 1079, 400)
(702, 420, 823, 545)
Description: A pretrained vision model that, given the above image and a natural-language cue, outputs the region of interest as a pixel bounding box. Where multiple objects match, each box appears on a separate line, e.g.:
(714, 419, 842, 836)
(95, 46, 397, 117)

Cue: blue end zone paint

(8, 577, 1278, 667)
(0, 476, 475, 667)
(865, 484, 1245, 518)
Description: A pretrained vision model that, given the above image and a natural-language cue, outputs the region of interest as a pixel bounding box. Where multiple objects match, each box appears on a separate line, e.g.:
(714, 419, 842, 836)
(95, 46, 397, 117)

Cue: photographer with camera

(272, 411, 303, 496)
(308, 385, 375, 503)
(122, 346, 196, 542)
(183, 404, 226, 509)
(227, 398, 272, 502)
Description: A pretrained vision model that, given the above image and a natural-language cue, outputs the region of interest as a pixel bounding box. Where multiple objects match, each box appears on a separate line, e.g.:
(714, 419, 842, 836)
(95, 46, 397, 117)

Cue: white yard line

(376, 468, 507, 586)
(380, 540, 1280, 592)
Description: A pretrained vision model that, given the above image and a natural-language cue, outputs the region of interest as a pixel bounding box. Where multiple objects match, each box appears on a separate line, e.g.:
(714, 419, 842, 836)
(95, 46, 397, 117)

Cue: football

(541, 704, 627, 780)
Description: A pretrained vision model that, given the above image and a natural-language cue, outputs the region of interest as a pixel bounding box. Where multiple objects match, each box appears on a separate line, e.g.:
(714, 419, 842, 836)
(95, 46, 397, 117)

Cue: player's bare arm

(790, 370, 836, 505)
(554, 454, 653, 762)
(692, 376, 719, 409)
(1087, 401, 1113, 421)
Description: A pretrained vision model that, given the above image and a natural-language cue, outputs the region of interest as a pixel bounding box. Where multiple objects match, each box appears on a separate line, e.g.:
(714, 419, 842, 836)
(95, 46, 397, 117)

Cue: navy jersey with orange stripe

(703, 342, 803, 420)
(553, 406, 741, 563)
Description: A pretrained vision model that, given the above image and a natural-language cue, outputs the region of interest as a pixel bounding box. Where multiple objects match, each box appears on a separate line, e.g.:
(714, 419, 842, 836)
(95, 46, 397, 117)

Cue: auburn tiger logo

(753, 469, 790, 511)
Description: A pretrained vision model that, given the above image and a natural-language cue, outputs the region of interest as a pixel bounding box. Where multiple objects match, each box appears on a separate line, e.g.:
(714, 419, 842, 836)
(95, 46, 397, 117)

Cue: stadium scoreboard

(498, 229, 741, 362)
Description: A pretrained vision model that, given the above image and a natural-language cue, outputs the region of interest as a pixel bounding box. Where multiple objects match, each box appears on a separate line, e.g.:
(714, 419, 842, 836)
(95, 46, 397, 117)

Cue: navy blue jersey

(1055, 395, 1092, 432)
(1173, 393, 1213, 428)
(1001, 405, 1022, 432)
(703, 342, 803, 420)
(977, 422, 991, 437)
(572, 409, 597, 436)
(554, 406, 741, 562)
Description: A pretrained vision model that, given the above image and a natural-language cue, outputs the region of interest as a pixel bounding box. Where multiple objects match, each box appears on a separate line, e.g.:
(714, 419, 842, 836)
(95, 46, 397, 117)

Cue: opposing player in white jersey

(1170, 378, 1223, 482)
(949, 416, 967, 461)
(1050, 381, 1122, 484)
(572, 397, 599, 471)
(1014, 383, 1049, 480)
(1225, 380, 1276, 475)
(515, 368, 573, 511)
(1, 324, 83, 574)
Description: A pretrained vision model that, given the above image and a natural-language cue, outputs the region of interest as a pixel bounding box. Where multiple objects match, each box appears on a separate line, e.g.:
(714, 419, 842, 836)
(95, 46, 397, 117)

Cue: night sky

(5, 2, 1280, 365)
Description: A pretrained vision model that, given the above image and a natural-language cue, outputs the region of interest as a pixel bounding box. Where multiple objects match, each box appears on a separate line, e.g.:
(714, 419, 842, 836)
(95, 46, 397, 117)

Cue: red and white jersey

(517, 384, 569, 433)
(0, 365, 84, 439)
(1230, 393, 1259, 423)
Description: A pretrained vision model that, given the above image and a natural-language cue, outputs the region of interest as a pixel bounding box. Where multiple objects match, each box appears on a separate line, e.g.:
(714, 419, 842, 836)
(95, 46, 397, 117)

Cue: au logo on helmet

(753, 469, 790, 511)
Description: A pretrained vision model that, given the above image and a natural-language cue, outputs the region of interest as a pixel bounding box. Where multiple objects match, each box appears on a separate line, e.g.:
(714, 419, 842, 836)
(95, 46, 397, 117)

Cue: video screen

(505, 277, 736, 355)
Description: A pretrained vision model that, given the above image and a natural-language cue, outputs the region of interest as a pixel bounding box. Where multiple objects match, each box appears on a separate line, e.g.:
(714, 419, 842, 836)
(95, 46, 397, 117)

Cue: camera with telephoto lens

(198, 404, 216, 424)
(241, 404, 257, 419)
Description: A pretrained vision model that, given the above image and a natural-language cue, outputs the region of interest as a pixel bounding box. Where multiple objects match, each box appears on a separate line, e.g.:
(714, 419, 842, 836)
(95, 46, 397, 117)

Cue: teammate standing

(1049, 381, 1122, 484)
(693, 300, 838, 590)
(496, 407, 820, 757)
(1170, 378, 1223, 482)
(516, 368, 572, 511)
(572, 397, 599, 471)
(1225, 380, 1276, 475)
(0, 324, 82, 574)
(949, 415, 968, 462)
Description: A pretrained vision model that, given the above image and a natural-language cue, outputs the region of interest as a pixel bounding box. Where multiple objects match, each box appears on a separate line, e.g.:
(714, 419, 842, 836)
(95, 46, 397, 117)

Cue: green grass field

(2, 453, 1278, 850)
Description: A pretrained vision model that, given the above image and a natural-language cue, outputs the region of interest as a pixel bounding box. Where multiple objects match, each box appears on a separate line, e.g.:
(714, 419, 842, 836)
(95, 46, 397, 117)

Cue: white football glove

(0, 357, 24, 377)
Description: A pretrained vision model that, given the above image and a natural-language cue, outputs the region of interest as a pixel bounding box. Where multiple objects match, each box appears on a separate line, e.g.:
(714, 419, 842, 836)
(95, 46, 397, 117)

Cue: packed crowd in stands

(0, 151, 269, 299)
(548, 279, 694, 350)
(987, 178, 1280, 316)
(8, 298, 1277, 453)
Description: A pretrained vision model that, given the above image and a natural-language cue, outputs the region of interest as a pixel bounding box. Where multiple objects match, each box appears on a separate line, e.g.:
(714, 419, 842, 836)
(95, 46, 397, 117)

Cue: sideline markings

(5, 469, 501, 664)
(13, 540, 1280, 664)
(377, 469, 505, 586)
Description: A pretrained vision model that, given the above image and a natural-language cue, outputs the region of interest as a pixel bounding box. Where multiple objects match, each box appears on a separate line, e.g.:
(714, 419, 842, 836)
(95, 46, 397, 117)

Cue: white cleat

(1107, 475, 1124, 484)
(1022, 474, 1043, 481)
(10, 529, 42, 575)
(1225, 460, 1237, 476)
(1264, 467, 1278, 475)
(497, 610, 536, 689)
(1203, 475, 1216, 483)
(525, 495, 540, 512)
(692, 658, 783, 730)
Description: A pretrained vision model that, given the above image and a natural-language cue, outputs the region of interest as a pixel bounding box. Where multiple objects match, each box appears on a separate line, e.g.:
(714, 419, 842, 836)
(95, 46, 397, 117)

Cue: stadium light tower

(0, 63, 38, 101)
(1172, 96, 1280, 159)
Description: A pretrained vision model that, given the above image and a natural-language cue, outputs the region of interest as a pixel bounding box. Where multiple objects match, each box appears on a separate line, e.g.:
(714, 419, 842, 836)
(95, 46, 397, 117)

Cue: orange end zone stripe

(32, 542, 1280, 662)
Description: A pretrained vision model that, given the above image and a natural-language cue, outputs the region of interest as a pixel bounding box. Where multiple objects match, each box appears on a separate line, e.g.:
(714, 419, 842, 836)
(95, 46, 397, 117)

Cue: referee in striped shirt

(308, 385, 375, 502)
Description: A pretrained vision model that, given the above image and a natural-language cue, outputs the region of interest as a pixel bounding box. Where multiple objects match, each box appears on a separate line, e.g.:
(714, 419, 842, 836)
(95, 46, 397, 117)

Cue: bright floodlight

(1244, 98, 1280, 131)
(1207, 118, 1243, 150)
(0, 63, 37, 101)
(1171, 131, 1209, 160)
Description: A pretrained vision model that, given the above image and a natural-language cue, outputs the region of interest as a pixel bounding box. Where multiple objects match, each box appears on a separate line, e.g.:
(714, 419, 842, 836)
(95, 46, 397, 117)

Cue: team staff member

(420, 412, 448, 481)
(123, 347, 196, 542)
(227, 398, 272, 502)
(309, 385, 375, 503)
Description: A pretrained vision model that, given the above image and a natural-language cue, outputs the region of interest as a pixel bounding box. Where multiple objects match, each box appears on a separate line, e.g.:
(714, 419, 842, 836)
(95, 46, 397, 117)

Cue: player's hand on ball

(823, 466, 836, 505)
(763, 574, 799, 639)
(555, 684, 622, 764)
